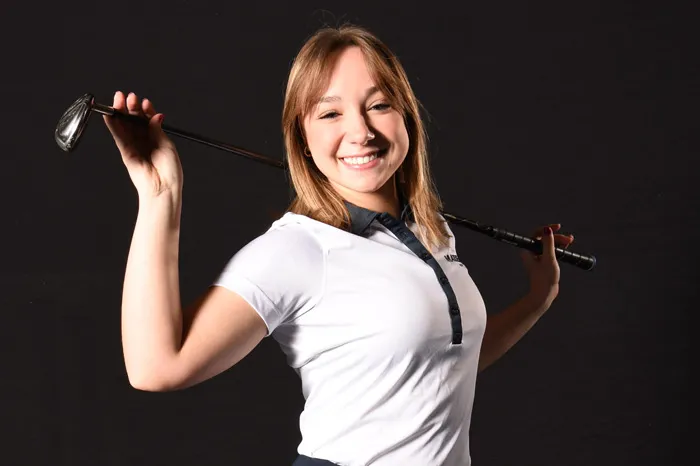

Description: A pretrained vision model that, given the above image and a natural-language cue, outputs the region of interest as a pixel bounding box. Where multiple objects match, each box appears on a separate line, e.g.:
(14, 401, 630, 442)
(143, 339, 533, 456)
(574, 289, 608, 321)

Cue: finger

(554, 233, 575, 246)
(103, 91, 127, 134)
(142, 98, 157, 119)
(531, 223, 560, 238)
(126, 92, 144, 116)
(563, 234, 575, 249)
(541, 226, 556, 260)
(148, 113, 172, 148)
(113, 91, 127, 112)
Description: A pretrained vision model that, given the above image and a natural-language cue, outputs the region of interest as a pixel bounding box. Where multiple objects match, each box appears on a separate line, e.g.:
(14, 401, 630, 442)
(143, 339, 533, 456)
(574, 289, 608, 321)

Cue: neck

(337, 177, 401, 218)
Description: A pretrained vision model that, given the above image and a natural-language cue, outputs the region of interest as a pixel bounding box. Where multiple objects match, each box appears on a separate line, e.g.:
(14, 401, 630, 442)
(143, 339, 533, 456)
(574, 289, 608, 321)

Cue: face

(302, 46, 409, 211)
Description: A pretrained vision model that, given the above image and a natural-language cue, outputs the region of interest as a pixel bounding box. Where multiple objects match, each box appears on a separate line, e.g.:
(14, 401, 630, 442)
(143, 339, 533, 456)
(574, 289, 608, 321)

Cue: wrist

(137, 189, 183, 228)
(138, 186, 181, 207)
(527, 284, 558, 310)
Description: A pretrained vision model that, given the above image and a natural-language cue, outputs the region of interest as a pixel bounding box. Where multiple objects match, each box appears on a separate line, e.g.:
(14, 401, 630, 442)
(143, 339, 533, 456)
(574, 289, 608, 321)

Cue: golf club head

(55, 93, 94, 152)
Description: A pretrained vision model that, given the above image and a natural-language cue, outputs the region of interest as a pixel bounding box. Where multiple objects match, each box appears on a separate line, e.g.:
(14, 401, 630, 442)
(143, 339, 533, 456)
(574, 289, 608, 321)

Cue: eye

(370, 103, 391, 111)
(319, 111, 339, 120)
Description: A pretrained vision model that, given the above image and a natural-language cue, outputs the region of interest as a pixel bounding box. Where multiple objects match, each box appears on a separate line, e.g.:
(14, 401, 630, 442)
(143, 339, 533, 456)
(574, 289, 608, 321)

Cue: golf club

(54, 93, 597, 271)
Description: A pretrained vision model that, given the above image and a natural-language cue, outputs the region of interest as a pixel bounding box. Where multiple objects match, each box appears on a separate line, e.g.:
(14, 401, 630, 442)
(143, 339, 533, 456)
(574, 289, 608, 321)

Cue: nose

(345, 111, 375, 146)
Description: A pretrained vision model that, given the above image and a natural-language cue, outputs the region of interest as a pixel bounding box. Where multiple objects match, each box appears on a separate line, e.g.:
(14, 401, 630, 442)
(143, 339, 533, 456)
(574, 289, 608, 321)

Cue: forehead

(322, 47, 375, 94)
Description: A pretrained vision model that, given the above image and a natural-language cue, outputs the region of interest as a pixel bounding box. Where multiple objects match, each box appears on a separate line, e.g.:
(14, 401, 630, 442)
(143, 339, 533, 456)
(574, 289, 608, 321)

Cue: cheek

(306, 124, 341, 155)
(382, 111, 407, 138)
(390, 118, 410, 156)
(398, 124, 410, 149)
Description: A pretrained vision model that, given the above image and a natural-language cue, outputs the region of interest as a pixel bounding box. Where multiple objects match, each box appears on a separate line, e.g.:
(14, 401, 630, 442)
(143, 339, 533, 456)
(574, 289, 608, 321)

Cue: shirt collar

(343, 191, 414, 236)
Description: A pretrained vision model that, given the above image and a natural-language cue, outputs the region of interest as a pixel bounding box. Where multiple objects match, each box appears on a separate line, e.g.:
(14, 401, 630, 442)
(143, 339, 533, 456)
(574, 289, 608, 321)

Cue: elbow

(477, 359, 491, 373)
(477, 348, 497, 373)
(127, 374, 177, 392)
(125, 364, 186, 392)
(128, 377, 178, 392)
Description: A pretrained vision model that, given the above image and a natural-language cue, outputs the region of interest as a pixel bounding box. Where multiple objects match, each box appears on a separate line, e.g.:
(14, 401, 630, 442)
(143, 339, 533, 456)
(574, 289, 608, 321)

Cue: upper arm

(162, 285, 267, 390)
(158, 222, 323, 391)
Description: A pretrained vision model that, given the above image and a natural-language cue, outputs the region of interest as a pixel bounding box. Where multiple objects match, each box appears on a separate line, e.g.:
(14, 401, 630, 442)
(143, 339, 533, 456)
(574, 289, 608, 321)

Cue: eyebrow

(318, 86, 380, 104)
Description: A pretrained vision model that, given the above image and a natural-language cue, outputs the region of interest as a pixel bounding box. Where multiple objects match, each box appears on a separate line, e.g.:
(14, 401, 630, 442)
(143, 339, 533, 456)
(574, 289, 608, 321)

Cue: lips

(339, 149, 387, 169)
(339, 148, 387, 164)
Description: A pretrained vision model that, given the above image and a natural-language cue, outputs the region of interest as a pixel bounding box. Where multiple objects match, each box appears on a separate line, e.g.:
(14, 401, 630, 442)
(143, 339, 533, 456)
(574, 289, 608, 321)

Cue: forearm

(478, 288, 556, 372)
(121, 191, 183, 388)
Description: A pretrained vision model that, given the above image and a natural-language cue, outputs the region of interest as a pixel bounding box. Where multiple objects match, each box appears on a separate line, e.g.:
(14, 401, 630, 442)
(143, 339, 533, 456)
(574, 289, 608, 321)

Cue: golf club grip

(485, 226, 595, 270)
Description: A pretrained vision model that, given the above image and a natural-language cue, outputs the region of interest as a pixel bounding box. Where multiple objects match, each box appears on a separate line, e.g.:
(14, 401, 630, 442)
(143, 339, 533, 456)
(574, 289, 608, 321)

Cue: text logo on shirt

(444, 254, 465, 267)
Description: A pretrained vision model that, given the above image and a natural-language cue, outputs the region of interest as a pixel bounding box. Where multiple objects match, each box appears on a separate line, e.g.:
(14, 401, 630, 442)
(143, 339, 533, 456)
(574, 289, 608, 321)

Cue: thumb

(541, 226, 556, 262)
(148, 113, 170, 146)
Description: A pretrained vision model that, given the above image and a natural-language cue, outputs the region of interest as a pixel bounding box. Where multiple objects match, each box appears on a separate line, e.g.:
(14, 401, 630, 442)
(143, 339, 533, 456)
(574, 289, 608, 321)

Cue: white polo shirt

(214, 201, 487, 466)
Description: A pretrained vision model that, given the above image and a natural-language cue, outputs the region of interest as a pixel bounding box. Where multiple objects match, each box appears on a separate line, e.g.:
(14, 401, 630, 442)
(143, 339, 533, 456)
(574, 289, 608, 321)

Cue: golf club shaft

(93, 104, 285, 168)
(101, 106, 596, 271)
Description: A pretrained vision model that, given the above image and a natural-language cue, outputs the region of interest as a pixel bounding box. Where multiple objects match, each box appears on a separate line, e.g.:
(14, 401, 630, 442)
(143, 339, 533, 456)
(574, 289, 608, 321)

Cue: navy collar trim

(344, 192, 414, 236)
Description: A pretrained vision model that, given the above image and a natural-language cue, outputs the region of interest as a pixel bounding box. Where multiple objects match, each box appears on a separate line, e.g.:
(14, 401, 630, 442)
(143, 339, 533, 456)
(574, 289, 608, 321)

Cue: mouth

(339, 149, 388, 168)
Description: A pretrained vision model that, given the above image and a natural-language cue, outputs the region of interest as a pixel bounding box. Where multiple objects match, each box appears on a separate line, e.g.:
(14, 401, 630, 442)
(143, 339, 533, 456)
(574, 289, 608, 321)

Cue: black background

(1, 1, 693, 465)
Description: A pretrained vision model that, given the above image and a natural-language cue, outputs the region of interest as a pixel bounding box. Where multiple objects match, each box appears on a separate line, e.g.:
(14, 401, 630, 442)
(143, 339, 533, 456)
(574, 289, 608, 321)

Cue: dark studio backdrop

(1, 1, 693, 465)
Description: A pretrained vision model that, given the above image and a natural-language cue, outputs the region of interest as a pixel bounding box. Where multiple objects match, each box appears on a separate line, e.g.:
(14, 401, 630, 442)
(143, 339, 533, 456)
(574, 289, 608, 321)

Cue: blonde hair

(281, 24, 450, 251)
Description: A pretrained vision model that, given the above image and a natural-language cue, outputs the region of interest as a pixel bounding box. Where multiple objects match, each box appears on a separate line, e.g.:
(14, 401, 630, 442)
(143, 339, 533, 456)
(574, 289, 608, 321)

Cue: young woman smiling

(104, 24, 574, 466)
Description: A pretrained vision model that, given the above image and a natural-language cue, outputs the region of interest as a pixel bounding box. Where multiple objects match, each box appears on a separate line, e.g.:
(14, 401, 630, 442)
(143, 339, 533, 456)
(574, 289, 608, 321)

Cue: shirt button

(439, 276, 449, 285)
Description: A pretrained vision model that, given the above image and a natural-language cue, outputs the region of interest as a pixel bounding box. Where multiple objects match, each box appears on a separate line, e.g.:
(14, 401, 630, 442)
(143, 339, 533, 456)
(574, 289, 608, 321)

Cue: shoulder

(233, 212, 326, 268)
(215, 213, 328, 331)
(267, 211, 353, 250)
(216, 212, 329, 299)
(262, 212, 322, 247)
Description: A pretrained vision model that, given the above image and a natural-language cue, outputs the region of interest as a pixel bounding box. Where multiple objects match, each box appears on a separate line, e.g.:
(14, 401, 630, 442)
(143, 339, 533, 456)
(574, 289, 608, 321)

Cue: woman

(104, 24, 573, 466)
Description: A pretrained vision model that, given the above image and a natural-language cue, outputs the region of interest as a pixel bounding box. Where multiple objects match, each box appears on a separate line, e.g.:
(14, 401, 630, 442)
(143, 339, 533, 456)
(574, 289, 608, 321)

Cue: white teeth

(343, 153, 378, 165)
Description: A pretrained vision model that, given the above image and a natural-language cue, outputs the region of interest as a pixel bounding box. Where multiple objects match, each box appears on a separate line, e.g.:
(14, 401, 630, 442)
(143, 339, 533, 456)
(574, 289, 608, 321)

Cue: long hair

(281, 24, 450, 251)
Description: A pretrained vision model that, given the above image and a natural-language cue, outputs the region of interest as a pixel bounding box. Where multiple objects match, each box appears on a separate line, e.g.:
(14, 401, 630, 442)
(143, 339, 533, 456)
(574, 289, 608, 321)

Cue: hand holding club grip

(441, 214, 596, 271)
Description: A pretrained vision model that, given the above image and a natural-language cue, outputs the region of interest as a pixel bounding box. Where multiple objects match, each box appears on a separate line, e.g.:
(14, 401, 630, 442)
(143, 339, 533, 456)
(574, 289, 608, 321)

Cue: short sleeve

(212, 223, 325, 336)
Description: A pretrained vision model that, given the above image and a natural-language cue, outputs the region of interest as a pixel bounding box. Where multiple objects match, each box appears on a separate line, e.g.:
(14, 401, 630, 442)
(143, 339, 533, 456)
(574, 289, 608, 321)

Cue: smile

(340, 149, 387, 168)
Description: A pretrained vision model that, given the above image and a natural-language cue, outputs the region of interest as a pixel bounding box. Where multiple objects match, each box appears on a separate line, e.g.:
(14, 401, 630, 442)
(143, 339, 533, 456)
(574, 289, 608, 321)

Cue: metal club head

(55, 93, 95, 152)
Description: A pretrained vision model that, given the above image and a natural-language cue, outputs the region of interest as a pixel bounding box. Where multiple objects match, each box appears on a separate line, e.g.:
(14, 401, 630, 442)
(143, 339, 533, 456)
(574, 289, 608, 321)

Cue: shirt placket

(375, 213, 463, 345)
